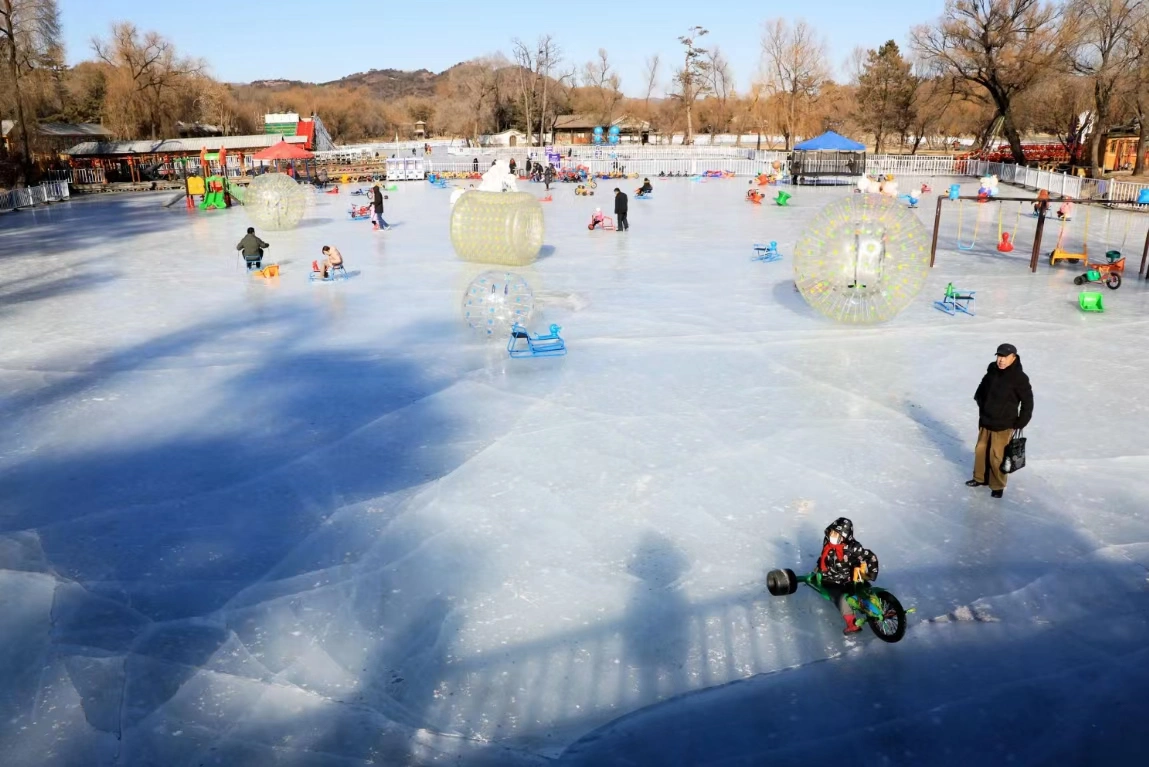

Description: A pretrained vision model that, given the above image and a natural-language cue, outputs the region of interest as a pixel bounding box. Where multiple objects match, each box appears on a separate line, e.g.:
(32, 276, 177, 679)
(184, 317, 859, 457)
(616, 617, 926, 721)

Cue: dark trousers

(617, 212, 629, 230)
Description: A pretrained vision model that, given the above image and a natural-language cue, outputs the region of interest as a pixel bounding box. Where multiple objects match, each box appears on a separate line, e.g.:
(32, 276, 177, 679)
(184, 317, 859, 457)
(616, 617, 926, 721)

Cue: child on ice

(588, 207, 606, 230)
(817, 517, 880, 634)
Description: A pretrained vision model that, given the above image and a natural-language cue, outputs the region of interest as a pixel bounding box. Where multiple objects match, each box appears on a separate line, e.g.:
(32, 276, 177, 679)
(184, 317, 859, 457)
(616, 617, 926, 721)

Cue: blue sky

(60, 1, 945, 95)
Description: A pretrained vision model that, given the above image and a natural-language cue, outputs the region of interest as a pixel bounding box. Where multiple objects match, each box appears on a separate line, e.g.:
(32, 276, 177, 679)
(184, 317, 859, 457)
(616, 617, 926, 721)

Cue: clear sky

(60, 0, 946, 96)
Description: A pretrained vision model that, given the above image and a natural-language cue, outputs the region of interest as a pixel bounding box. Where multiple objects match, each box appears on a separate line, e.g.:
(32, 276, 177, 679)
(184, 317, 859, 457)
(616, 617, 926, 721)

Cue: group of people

(235, 228, 344, 280)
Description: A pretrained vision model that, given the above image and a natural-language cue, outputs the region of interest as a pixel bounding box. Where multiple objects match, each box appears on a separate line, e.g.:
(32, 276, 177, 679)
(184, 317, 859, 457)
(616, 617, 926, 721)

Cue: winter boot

(843, 615, 862, 635)
(991, 489, 1004, 499)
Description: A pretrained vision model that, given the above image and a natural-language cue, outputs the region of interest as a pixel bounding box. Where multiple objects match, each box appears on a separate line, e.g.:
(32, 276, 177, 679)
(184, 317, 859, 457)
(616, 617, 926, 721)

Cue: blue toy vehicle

(766, 568, 908, 643)
(508, 323, 566, 358)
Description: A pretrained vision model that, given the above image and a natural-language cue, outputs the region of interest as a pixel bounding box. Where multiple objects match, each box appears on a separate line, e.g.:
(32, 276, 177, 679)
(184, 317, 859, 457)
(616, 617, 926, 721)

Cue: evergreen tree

(855, 41, 917, 154)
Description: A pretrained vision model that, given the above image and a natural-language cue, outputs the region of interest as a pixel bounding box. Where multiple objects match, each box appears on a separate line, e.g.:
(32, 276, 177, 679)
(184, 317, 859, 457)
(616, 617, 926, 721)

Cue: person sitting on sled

(817, 517, 880, 634)
(314, 245, 343, 279)
(588, 207, 605, 230)
(1056, 199, 1074, 220)
(637, 178, 653, 196)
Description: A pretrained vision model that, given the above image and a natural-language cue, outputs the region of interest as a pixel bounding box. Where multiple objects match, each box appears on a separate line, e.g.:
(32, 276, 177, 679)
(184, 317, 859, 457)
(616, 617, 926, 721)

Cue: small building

(2, 120, 112, 155)
(482, 129, 528, 147)
(1098, 124, 1144, 172)
(63, 133, 312, 184)
(552, 115, 653, 145)
(414, 120, 427, 139)
(263, 112, 335, 151)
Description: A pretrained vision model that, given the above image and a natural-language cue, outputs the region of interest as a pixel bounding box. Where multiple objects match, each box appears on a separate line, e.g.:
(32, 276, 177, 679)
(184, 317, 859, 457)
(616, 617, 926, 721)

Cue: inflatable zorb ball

(243, 173, 308, 230)
(462, 271, 534, 338)
(793, 195, 931, 324)
(450, 191, 543, 266)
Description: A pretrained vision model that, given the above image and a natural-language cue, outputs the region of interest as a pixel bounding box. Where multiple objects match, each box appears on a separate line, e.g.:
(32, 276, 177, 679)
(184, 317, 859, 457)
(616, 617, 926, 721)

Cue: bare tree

(671, 26, 710, 144)
(93, 22, 203, 139)
(760, 18, 829, 149)
(511, 38, 538, 144)
(706, 47, 734, 143)
(913, 0, 1073, 165)
(1071, 0, 1144, 176)
(583, 48, 622, 124)
(0, 0, 61, 176)
(536, 36, 561, 146)
(1127, 16, 1149, 174)
(641, 54, 660, 140)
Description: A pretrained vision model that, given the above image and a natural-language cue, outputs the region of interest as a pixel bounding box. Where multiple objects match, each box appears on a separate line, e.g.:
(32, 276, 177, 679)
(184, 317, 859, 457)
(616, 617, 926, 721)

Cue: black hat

(996, 343, 1017, 357)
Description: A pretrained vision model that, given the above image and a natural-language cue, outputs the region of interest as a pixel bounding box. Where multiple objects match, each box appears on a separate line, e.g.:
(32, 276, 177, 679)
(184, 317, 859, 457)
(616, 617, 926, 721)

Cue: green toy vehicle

(766, 568, 909, 643)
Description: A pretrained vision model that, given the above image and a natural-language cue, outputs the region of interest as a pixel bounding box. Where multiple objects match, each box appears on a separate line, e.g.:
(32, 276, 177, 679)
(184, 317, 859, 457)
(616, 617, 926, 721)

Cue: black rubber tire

(1106, 274, 1121, 290)
(766, 568, 798, 596)
(867, 591, 907, 643)
(1073, 276, 1084, 285)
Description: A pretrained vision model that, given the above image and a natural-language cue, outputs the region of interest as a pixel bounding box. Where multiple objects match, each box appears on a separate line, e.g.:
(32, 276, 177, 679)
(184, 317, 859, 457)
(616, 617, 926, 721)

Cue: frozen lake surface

(1, 177, 1147, 766)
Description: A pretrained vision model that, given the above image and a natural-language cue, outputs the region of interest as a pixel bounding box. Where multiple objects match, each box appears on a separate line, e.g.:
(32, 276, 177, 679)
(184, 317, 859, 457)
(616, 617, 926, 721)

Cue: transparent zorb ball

(793, 194, 931, 324)
(243, 173, 309, 231)
(462, 271, 534, 339)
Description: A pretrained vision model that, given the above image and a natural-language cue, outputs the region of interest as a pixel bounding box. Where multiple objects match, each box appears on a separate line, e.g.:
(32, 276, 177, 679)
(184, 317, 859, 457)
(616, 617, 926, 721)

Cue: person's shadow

(623, 532, 691, 706)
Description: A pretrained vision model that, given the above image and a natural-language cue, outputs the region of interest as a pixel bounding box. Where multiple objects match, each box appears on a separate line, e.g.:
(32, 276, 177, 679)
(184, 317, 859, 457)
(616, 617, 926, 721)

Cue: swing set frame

(930, 195, 1149, 278)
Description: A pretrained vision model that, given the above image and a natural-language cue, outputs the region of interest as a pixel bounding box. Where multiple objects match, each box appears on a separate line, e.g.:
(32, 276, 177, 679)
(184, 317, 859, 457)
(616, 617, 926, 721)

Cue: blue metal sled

(934, 282, 974, 316)
(508, 323, 566, 358)
(752, 242, 782, 263)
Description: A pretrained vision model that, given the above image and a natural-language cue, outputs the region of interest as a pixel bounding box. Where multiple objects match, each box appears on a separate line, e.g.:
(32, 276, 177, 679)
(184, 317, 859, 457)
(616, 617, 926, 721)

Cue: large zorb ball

(462, 271, 534, 338)
(450, 191, 543, 266)
(793, 194, 930, 324)
(243, 173, 308, 230)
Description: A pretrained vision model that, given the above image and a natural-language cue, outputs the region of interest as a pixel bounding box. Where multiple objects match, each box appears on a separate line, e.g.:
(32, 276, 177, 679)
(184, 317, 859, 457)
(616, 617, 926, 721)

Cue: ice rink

(1, 177, 1147, 766)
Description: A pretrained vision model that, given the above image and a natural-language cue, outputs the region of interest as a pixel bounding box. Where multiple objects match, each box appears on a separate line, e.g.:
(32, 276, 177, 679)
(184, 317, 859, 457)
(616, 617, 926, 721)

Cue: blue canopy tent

(789, 131, 866, 185)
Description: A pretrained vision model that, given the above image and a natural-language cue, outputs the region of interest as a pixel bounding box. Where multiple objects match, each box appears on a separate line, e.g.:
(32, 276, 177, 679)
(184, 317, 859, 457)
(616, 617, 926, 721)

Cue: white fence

(964, 159, 1084, 198)
(0, 181, 71, 212)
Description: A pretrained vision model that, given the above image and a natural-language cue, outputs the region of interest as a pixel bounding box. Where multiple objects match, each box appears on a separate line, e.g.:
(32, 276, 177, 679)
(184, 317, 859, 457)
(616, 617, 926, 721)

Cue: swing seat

(1104, 250, 1123, 264)
(1050, 248, 1085, 266)
(1079, 292, 1104, 312)
(752, 242, 782, 262)
(934, 282, 975, 316)
(507, 323, 567, 358)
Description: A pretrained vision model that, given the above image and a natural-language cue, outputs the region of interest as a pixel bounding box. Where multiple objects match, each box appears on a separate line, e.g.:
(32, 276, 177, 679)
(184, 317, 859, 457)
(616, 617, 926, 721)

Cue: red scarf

(819, 542, 844, 572)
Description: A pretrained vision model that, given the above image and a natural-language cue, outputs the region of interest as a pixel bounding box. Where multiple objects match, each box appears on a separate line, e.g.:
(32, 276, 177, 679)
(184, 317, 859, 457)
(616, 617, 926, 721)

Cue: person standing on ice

(613, 187, 629, 231)
(967, 343, 1033, 499)
(236, 227, 269, 269)
(370, 183, 390, 230)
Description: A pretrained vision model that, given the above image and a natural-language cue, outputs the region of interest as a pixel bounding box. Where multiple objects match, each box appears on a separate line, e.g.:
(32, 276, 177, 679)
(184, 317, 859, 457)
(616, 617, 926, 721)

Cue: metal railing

(964, 159, 1083, 198)
(0, 180, 71, 212)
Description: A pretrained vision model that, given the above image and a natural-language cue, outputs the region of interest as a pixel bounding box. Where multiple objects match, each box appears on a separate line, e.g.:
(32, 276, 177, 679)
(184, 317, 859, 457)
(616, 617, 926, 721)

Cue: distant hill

(245, 67, 456, 100)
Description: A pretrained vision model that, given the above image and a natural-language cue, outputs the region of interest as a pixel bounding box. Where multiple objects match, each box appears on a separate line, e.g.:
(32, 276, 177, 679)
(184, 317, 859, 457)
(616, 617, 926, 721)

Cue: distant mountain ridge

(246, 66, 457, 100)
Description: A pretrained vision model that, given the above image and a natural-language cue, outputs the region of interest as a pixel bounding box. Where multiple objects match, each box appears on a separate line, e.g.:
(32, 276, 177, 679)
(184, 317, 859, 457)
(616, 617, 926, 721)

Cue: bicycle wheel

(1105, 273, 1121, 290)
(866, 591, 907, 643)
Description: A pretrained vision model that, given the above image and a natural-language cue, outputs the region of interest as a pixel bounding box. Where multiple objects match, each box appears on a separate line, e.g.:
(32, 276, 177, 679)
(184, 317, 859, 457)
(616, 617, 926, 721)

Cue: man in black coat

(370, 183, 390, 230)
(968, 343, 1034, 498)
(613, 187, 629, 231)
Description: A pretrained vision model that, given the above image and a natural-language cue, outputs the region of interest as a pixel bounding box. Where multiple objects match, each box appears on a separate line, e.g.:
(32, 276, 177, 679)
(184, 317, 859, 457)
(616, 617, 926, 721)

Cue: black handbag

(1001, 430, 1026, 474)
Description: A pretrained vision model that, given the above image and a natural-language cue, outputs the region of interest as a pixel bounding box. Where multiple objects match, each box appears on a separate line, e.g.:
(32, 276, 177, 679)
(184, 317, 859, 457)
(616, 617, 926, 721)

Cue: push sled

(752, 242, 782, 262)
(508, 323, 566, 358)
(766, 568, 909, 643)
(934, 282, 975, 316)
(310, 263, 348, 282)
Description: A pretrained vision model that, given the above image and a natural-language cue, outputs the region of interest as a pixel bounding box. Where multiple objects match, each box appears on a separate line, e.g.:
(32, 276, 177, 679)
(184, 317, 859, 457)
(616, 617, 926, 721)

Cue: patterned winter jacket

(818, 541, 880, 586)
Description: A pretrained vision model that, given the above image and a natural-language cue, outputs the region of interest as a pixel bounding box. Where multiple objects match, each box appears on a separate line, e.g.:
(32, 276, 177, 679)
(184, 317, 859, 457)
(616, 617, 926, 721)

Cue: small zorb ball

(793, 194, 931, 324)
(462, 271, 534, 338)
(243, 173, 308, 230)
